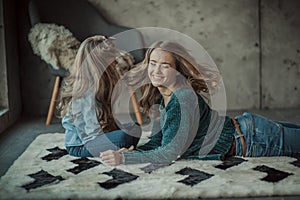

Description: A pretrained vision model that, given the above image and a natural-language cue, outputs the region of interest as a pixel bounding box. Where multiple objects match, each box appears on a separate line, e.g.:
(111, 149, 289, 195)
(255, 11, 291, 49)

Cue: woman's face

(148, 48, 178, 89)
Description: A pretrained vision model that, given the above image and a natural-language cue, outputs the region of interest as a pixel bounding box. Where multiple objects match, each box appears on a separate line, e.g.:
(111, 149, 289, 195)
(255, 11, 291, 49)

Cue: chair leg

(46, 76, 61, 125)
(129, 87, 143, 125)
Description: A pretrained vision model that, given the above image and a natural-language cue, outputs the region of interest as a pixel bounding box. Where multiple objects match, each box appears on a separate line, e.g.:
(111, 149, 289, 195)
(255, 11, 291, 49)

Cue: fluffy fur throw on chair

(28, 23, 80, 71)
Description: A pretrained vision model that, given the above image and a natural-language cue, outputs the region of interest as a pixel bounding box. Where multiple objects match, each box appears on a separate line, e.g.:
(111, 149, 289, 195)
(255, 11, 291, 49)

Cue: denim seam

(244, 115, 251, 156)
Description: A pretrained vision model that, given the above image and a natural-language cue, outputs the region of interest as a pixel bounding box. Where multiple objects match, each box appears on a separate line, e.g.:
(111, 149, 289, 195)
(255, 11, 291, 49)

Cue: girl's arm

(121, 89, 200, 164)
(136, 131, 163, 151)
(136, 118, 163, 151)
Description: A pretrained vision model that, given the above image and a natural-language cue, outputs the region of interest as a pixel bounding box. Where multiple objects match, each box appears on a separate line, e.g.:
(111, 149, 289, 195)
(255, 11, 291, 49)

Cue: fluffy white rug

(0, 133, 300, 199)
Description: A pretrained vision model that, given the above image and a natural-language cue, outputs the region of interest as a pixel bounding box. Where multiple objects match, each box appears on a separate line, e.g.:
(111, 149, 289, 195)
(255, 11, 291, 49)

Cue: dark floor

(0, 108, 300, 200)
(0, 116, 64, 176)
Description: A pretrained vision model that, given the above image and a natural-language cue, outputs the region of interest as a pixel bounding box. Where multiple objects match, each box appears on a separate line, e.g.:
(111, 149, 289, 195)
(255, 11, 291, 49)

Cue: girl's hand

(118, 145, 136, 153)
(100, 150, 123, 166)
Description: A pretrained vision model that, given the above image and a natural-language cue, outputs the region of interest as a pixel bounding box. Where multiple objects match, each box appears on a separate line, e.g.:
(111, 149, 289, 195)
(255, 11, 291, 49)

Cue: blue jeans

(66, 128, 141, 157)
(234, 112, 300, 157)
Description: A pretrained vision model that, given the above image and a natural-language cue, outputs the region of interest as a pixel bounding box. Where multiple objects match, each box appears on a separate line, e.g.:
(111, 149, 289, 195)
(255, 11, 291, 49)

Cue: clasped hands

(100, 145, 135, 166)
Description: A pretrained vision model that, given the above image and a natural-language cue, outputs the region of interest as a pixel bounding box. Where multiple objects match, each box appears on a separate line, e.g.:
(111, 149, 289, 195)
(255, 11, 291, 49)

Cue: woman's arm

(136, 118, 163, 151)
(122, 89, 200, 164)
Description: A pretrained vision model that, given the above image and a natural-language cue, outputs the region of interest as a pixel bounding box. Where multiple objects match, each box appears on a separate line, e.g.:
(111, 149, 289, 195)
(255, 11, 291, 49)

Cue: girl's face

(148, 48, 178, 89)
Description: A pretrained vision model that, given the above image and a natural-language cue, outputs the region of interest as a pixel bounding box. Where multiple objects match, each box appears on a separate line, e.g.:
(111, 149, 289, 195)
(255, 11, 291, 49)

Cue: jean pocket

(242, 112, 283, 157)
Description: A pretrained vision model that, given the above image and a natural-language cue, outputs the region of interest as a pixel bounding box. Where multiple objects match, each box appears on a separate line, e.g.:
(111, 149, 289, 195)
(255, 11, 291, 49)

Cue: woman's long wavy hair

(58, 36, 124, 132)
(126, 41, 221, 115)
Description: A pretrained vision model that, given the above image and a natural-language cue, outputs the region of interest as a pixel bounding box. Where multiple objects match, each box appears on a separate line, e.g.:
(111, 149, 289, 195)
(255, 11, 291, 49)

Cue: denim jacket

(62, 92, 104, 147)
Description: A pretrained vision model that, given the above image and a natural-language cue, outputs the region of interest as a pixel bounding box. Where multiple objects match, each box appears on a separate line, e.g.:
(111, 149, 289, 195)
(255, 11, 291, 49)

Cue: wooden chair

(28, 0, 144, 125)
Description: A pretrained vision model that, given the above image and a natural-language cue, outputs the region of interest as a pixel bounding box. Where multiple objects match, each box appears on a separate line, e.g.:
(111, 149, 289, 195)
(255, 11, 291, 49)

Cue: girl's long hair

(126, 41, 221, 115)
(58, 36, 124, 132)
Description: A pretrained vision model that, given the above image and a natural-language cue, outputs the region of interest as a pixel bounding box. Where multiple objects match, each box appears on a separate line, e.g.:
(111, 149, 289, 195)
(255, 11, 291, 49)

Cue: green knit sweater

(122, 88, 235, 164)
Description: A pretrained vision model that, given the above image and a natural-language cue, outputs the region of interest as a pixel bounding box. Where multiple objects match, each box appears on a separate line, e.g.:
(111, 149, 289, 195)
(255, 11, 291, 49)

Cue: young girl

(58, 35, 141, 157)
(100, 41, 300, 166)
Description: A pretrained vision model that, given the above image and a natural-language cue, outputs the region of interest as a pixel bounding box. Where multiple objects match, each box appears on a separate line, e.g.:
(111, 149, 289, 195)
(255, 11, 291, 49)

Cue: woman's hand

(100, 146, 136, 166)
(118, 145, 136, 153)
(100, 150, 123, 166)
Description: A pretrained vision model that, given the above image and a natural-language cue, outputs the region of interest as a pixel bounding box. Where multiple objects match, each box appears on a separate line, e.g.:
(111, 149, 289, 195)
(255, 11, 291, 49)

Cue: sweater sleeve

(137, 132, 163, 151)
(122, 89, 200, 164)
(137, 119, 163, 151)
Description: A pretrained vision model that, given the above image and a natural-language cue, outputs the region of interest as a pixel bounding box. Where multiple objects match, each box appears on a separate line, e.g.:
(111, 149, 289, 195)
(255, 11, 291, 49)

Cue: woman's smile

(151, 74, 165, 82)
(148, 48, 177, 89)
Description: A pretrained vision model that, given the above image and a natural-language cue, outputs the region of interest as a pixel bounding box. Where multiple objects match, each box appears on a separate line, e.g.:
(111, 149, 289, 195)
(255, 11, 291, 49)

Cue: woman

(58, 36, 141, 157)
(100, 41, 300, 166)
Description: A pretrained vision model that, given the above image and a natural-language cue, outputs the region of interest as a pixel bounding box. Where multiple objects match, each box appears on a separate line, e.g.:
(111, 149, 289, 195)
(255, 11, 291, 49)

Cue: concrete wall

(261, 0, 300, 108)
(89, 0, 299, 110)
(18, 0, 300, 117)
(89, 0, 261, 110)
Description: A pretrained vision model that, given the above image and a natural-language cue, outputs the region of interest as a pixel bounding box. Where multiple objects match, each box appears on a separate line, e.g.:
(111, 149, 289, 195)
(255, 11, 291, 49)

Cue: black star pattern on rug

(22, 170, 64, 191)
(41, 146, 68, 161)
(215, 157, 247, 170)
(253, 165, 294, 182)
(98, 168, 139, 189)
(140, 163, 173, 173)
(66, 157, 101, 174)
(176, 167, 214, 186)
(290, 153, 300, 168)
